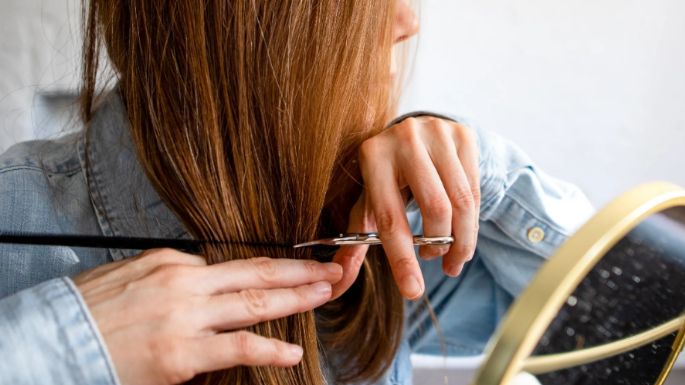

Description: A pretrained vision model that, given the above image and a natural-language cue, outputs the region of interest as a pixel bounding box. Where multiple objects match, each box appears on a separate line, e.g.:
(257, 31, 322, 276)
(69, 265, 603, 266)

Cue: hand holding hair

(73, 249, 343, 385)
(332, 116, 480, 300)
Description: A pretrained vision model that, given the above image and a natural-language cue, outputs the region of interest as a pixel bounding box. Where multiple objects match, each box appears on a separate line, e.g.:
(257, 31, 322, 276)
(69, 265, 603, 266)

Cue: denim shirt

(0, 89, 594, 385)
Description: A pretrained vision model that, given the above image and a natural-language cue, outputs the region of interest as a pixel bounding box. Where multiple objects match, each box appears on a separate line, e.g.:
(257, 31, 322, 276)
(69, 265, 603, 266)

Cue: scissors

(0, 232, 453, 252)
(293, 232, 454, 248)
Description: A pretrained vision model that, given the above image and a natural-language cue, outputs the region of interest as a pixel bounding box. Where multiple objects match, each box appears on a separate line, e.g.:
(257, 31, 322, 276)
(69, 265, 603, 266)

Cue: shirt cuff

(0, 277, 120, 385)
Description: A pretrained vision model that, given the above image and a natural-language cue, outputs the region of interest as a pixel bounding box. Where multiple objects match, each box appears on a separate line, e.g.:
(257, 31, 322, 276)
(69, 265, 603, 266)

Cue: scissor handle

(412, 235, 454, 246)
(335, 233, 454, 246)
(292, 233, 454, 248)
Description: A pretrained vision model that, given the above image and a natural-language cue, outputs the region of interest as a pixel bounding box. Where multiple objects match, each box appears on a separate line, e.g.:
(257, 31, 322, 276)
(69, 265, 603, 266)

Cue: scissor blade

(292, 239, 338, 248)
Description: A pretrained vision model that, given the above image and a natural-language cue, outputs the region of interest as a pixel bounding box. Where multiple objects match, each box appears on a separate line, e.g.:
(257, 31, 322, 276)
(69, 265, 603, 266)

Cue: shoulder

(0, 132, 111, 297)
(0, 132, 82, 176)
(0, 132, 87, 232)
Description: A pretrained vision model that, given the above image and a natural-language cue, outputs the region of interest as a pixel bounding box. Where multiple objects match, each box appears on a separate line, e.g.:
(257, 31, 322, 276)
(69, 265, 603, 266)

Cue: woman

(0, 1, 593, 385)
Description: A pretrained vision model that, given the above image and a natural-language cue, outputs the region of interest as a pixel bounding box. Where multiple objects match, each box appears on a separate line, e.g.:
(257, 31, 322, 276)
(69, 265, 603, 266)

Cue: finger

(190, 331, 304, 372)
(197, 257, 342, 295)
(331, 192, 374, 300)
(425, 127, 477, 276)
(201, 281, 332, 330)
(360, 142, 424, 299)
(397, 137, 452, 260)
(452, 123, 481, 242)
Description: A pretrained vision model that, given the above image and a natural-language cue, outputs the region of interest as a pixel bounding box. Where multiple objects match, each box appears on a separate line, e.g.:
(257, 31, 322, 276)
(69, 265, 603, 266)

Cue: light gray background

(1, 0, 684, 384)
(398, 0, 685, 207)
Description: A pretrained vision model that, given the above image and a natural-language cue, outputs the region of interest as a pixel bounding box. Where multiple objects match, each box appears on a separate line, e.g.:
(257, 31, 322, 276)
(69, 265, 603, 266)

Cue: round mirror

(472, 182, 685, 385)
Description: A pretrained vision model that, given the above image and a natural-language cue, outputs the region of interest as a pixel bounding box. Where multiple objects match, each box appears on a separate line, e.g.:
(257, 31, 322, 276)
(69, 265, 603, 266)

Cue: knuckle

(396, 119, 421, 145)
(452, 122, 473, 139)
(249, 257, 278, 284)
(137, 248, 180, 266)
(150, 338, 194, 383)
(425, 117, 448, 132)
(453, 240, 476, 258)
(359, 138, 382, 162)
(148, 247, 177, 259)
(398, 117, 420, 129)
(138, 248, 205, 267)
(150, 264, 189, 288)
(302, 260, 320, 276)
(239, 289, 269, 322)
(394, 256, 417, 275)
(233, 331, 258, 362)
(471, 185, 482, 205)
(375, 209, 401, 235)
(423, 194, 452, 223)
(122, 278, 141, 294)
(448, 188, 475, 210)
(157, 247, 179, 256)
(293, 286, 314, 310)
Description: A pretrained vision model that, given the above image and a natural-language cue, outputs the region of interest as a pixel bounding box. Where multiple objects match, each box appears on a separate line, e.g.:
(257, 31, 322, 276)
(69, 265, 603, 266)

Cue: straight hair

(81, 1, 404, 384)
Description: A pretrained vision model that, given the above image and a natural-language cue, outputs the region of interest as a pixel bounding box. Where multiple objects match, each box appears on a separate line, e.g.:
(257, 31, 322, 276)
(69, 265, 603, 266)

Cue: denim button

(527, 226, 545, 244)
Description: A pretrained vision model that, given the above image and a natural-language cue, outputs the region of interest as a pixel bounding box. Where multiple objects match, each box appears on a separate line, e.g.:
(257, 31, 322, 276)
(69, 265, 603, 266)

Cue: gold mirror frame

(471, 182, 685, 385)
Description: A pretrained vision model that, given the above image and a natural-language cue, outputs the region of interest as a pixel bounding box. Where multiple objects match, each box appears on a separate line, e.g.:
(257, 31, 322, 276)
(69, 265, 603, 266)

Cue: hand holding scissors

(330, 115, 481, 300)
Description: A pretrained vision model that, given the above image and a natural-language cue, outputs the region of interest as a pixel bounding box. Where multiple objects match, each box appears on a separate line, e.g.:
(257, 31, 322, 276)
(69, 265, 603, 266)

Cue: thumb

(330, 192, 376, 300)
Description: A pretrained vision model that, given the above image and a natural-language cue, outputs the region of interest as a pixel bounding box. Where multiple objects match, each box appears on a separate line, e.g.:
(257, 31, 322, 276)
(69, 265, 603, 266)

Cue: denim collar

(78, 88, 189, 261)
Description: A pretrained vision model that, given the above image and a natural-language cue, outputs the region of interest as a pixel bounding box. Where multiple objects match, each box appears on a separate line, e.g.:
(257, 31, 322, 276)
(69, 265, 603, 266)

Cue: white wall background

(400, 0, 685, 207)
(0, 0, 80, 148)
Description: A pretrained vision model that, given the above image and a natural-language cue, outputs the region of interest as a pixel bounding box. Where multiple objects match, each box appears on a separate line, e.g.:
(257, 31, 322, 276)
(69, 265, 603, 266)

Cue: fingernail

(288, 344, 303, 357)
(325, 262, 342, 275)
(312, 281, 332, 295)
(401, 276, 422, 299)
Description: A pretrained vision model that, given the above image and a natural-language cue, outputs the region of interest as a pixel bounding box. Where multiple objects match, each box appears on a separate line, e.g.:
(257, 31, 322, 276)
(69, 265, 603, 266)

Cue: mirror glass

(526, 206, 685, 384)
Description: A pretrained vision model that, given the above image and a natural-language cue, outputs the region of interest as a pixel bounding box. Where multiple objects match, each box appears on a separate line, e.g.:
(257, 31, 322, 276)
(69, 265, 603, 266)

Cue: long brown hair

(81, 1, 404, 384)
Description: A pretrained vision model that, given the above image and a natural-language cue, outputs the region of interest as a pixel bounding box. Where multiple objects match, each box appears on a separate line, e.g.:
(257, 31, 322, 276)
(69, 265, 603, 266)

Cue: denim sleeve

(475, 126, 595, 297)
(0, 277, 120, 385)
(405, 121, 594, 356)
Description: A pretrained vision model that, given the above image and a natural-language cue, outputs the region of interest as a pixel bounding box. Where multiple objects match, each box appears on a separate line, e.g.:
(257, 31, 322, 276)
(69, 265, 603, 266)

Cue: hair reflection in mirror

(533, 207, 685, 384)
